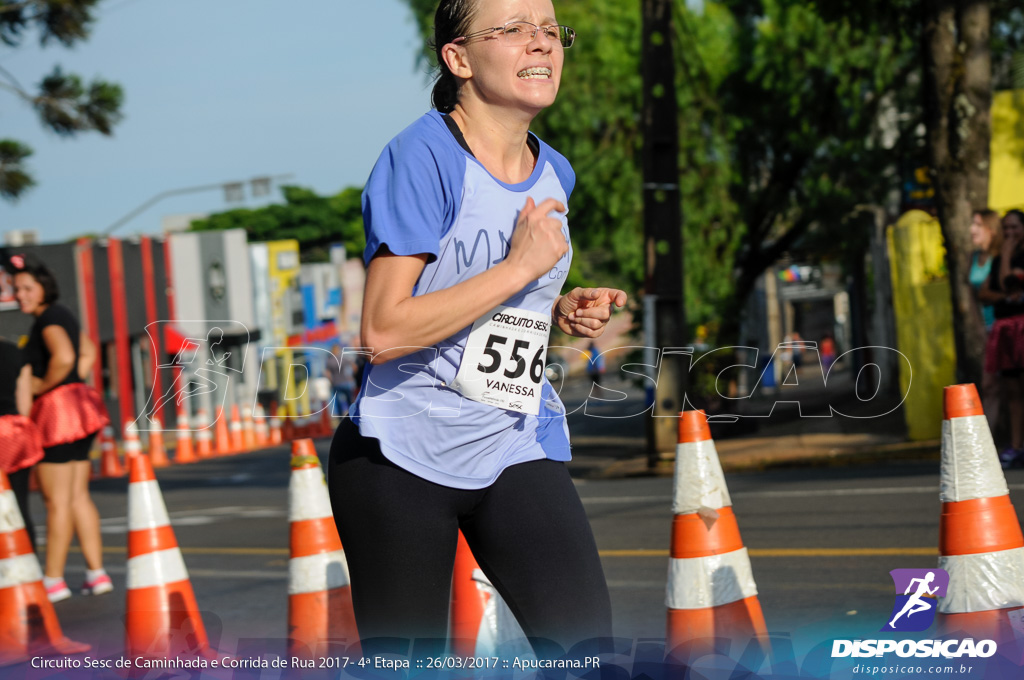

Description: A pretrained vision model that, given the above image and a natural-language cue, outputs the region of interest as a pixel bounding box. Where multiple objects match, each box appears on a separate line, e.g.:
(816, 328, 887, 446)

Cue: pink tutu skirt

(30, 382, 109, 448)
(985, 315, 1024, 374)
(0, 414, 45, 473)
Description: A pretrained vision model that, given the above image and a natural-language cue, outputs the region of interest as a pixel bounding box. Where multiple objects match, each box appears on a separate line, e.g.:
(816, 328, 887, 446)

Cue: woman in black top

(11, 254, 112, 602)
(980, 209, 1024, 466)
(0, 337, 45, 549)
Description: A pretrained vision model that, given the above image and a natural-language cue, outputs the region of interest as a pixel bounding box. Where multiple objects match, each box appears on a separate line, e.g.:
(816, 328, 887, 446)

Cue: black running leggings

(327, 419, 612, 651)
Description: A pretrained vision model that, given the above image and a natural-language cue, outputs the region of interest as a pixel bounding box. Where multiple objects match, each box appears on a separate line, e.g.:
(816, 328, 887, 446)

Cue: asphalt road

(29, 441, 1024, 661)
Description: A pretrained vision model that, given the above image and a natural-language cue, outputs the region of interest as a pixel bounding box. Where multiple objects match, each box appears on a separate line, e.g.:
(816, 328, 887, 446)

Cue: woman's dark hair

(4, 251, 60, 304)
(1006, 209, 1024, 227)
(430, 0, 479, 113)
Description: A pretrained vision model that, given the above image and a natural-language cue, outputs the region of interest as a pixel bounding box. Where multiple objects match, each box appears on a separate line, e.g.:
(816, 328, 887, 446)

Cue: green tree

(189, 185, 366, 262)
(402, 1, 918, 335)
(0, 0, 123, 200)
(404, 1, 741, 329)
(401, 0, 1023, 373)
(817, 0, 1024, 383)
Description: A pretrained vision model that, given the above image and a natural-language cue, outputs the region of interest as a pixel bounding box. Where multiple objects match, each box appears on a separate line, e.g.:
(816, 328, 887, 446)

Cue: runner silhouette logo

(882, 568, 949, 632)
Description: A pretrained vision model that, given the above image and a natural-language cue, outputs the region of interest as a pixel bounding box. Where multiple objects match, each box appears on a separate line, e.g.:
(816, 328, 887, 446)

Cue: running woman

(328, 0, 626, 653)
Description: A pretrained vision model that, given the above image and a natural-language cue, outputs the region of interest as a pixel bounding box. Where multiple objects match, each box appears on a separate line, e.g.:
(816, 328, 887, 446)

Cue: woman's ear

(441, 43, 472, 80)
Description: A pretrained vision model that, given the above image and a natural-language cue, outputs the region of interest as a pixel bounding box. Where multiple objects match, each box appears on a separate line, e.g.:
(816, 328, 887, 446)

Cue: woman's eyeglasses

(454, 21, 576, 48)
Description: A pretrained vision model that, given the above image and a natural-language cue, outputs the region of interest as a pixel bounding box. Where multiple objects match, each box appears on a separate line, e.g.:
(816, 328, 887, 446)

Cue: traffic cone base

(939, 547, 1024, 613)
(666, 596, 767, 646)
(0, 473, 89, 666)
(287, 590, 358, 656)
(288, 439, 358, 658)
(126, 582, 212, 659)
(936, 606, 1024, 641)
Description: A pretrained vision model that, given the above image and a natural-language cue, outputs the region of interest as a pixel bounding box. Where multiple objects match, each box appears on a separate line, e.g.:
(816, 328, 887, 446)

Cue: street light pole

(101, 174, 294, 237)
(642, 0, 686, 468)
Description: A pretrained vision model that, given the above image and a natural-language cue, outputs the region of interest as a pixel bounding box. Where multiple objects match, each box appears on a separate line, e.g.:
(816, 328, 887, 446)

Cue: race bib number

(450, 305, 550, 415)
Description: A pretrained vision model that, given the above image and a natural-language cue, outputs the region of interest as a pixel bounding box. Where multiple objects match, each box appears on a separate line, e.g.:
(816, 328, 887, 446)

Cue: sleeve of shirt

(40, 305, 79, 338)
(544, 143, 576, 201)
(361, 130, 460, 265)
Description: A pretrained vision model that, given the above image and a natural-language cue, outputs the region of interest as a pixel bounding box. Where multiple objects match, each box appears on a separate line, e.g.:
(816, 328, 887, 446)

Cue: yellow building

(990, 90, 1024, 214)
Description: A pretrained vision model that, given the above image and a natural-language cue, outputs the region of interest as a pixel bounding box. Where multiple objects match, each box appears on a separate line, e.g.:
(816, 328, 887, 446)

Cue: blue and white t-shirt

(350, 110, 575, 489)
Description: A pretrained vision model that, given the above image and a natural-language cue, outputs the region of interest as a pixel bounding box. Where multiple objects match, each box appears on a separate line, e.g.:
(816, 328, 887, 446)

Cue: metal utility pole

(642, 0, 686, 468)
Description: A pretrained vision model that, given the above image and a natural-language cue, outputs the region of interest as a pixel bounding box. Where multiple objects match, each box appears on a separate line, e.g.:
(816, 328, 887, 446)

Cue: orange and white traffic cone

(214, 406, 233, 456)
(174, 407, 197, 465)
(194, 409, 213, 459)
(269, 408, 283, 446)
(242, 405, 256, 451)
(287, 439, 358, 659)
(666, 410, 767, 656)
(147, 417, 171, 468)
(254, 404, 269, 448)
(448, 533, 525, 657)
(229, 405, 245, 453)
(123, 422, 143, 464)
(319, 400, 334, 438)
(125, 454, 218, 660)
(450, 531, 489, 657)
(0, 470, 89, 666)
(936, 384, 1024, 642)
(99, 425, 125, 478)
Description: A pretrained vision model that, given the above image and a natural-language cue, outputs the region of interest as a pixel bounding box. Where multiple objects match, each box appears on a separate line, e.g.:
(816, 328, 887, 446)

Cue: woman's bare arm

(78, 331, 97, 380)
(362, 197, 569, 364)
(33, 324, 76, 395)
(15, 364, 33, 416)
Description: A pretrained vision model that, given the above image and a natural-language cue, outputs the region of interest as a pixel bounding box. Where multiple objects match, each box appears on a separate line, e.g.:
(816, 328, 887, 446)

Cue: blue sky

(0, 0, 431, 241)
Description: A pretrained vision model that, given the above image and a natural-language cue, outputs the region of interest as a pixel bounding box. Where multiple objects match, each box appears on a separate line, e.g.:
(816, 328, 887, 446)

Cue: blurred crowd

(969, 208, 1024, 467)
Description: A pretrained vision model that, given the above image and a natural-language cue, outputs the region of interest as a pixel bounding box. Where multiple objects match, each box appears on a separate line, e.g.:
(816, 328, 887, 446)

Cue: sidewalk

(561, 364, 941, 479)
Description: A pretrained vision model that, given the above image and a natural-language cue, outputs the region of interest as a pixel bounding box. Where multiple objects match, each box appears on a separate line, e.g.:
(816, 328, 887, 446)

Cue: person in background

(0, 335, 45, 549)
(970, 208, 1002, 432)
(790, 331, 804, 369)
(979, 210, 1024, 467)
(12, 254, 112, 602)
(820, 333, 837, 374)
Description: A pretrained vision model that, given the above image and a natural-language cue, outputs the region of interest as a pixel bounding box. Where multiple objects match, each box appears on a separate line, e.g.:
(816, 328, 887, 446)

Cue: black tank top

(26, 304, 83, 388)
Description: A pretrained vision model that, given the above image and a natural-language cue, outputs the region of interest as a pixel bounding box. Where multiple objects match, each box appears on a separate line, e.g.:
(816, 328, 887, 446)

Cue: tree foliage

(401, 0, 1023, 363)
(0, 0, 123, 200)
(402, 0, 925, 335)
(188, 186, 366, 262)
